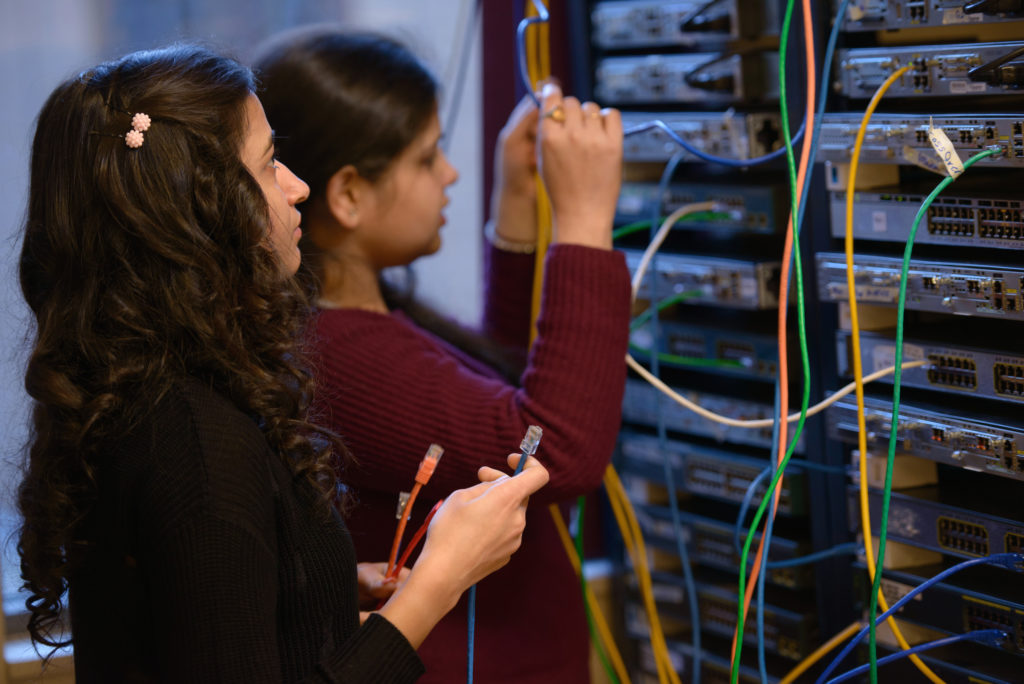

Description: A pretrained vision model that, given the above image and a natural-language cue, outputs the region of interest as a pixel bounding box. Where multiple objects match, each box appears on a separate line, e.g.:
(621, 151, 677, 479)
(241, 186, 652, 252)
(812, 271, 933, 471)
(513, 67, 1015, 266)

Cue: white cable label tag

(901, 145, 946, 176)
(927, 118, 965, 178)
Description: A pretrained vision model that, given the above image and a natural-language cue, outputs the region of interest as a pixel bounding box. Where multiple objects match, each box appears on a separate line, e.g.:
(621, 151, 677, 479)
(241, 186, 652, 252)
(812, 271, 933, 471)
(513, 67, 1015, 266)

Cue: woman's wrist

(485, 220, 536, 254)
(378, 562, 459, 649)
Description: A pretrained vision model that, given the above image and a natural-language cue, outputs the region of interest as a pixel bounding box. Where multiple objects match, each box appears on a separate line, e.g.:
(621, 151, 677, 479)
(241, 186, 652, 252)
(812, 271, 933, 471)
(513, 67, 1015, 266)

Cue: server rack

(568, 0, 1024, 680)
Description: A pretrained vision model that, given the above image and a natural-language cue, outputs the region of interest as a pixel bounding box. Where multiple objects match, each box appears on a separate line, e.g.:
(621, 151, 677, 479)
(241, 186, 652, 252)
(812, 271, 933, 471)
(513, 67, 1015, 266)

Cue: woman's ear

(325, 165, 365, 230)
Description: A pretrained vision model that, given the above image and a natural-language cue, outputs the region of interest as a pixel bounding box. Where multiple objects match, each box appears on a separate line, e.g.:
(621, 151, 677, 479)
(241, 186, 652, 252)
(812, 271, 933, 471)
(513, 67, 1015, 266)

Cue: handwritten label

(872, 343, 924, 373)
(949, 80, 988, 94)
(901, 145, 946, 176)
(872, 210, 887, 233)
(943, 7, 983, 24)
(928, 119, 965, 178)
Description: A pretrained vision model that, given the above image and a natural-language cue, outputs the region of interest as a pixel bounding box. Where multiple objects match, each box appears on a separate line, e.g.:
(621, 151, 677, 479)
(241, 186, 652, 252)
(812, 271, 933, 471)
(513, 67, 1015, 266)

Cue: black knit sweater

(69, 378, 425, 682)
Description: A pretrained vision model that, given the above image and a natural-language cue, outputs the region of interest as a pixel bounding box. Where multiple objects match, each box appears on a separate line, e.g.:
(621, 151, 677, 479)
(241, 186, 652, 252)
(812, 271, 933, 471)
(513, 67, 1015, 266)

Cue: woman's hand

(416, 454, 549, 593)
(356, 562, 407, 609)
(536, 82, 623, 250)
(491, 95, 540, 245)
(376, 454, 549, 647)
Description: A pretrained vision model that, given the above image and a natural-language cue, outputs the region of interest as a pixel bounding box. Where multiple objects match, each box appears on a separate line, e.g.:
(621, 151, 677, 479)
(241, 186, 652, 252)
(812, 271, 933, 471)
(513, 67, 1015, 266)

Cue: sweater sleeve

(112, 390, 424, 684)
(315, 243, 630, 505)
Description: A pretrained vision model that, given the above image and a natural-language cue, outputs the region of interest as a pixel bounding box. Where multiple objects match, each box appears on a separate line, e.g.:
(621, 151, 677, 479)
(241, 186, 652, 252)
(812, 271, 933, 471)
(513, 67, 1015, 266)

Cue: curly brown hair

(17, 45, 344, 653)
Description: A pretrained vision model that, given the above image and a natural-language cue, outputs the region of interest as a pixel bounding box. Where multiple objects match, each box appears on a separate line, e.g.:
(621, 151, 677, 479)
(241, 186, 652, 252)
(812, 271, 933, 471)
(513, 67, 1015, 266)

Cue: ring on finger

(542, 105, 566, 123)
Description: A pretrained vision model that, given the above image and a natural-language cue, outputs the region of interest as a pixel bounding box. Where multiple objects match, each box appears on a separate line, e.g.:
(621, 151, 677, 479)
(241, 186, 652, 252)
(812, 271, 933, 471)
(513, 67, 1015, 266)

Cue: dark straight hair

(256, 29, 525, 381)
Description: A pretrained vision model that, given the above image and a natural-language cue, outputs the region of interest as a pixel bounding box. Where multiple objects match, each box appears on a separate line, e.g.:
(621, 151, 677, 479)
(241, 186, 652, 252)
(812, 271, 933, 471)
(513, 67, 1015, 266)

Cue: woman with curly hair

(255, 30, 629, 683)
(16, 44, 548, 683)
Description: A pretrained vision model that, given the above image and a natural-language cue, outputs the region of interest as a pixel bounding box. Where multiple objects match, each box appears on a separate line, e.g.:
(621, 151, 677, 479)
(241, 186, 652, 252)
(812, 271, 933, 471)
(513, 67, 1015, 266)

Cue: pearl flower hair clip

(124, 112, 151, 149)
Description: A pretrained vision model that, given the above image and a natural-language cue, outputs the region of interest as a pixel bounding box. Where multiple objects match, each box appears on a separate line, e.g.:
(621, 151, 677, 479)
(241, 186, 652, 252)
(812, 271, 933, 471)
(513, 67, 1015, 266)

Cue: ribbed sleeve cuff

(329, 613, 425, 683)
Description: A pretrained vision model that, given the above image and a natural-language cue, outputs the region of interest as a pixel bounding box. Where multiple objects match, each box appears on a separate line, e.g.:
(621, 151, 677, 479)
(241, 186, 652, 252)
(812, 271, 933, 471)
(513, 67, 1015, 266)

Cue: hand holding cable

(375, 453, 549, 651)
(385, 444, 444, 579)
(536, 82, 622, 250)
(491, 94, 541, 247)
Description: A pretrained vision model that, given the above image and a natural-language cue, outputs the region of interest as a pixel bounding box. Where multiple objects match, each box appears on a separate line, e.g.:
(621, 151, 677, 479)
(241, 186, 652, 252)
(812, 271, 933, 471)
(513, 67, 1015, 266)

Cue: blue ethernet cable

(825, 630, 1008, 684)
(816, 553, 1024, 684)
(647, 150, 702, 684)
(517, 0, 549, 108)
(734, 466, 772, 557)
(468, 426, 542, 684)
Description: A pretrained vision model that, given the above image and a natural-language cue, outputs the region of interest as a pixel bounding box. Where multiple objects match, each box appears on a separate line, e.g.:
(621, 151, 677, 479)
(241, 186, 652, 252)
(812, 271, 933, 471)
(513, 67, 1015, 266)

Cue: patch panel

(838, 42, 1024, 98)
(839, 0, 1024, 31)
(858, 564, 1024, 655)
(816, 253, 1024, 320)
(591, 0, 780, 49)
(828, 187, 1024, 249)
(819, 114, 1024, 168)
(594, 52, 780, 105)
(630, 501, 811, 588)
(624, 576, 819, 660)
(623, 249, 780, 309)
(619, 432, 808, 513)
(616, 180, 787, 234)
(836, 330, 1024, 404)
(622, 378, 807, 453)
(847, 486, 1024, 559)
(825, 395, 1024, 481)
(628, 321, 780, 379)
(621, 111, 783, 162)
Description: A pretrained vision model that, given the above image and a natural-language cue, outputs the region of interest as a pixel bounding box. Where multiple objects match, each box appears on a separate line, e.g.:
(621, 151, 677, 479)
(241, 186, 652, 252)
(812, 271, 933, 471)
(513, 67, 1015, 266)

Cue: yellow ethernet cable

(844, 63, 945, 684)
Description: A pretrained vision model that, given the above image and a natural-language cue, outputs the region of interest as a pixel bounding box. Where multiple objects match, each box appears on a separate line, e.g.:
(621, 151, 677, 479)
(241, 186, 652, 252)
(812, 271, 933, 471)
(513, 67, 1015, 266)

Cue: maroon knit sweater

(311, 243, 630, 683)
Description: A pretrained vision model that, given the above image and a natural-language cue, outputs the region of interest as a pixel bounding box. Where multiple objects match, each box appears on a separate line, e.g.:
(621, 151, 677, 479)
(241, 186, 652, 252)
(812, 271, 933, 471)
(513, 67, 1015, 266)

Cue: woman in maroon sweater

(256, 30, 629, 682)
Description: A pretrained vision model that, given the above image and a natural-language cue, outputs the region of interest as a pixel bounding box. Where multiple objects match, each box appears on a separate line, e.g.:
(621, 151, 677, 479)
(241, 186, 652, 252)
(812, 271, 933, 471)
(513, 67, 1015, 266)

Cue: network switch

(826, 395, 1024, 481)
(847, 486, 1024, 559)
(836, 330, 1024, 405)
(623, 249, 780, 309)
(816, 253, 1024, 320)
(863, 564, 1024, 655)
(819, 114, 1024, 168)
(828, 187, 1024, 250)
(838, 0, 1024, 31)
(838, 42, 1024, 98)
(619, 432, 808, 514)
(621, 111, 783, 162)
(622, 379, 806, 452)
(624, 576, 819, 660)
(595, 52, 780, 105)
(616, 180, 787, 234)
(629, 321, 779, 379)
(629, 500, 812, 588)
(589, 0, 778, 49)
(591, 0, 780, 49)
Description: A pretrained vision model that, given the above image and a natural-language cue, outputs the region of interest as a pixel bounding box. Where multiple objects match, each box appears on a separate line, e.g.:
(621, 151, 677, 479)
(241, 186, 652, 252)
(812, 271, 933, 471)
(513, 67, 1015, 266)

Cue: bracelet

(484, 220, 536, 254)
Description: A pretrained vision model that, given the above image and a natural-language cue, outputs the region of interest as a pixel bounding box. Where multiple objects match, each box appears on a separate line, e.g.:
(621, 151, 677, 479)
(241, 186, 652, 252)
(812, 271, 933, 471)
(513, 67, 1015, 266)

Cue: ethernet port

(938, 516, 989, 556)
(994, 363, 1024, 397)
(928, 354, 977, 390)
